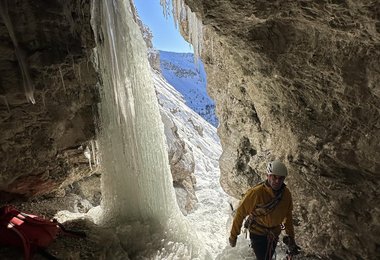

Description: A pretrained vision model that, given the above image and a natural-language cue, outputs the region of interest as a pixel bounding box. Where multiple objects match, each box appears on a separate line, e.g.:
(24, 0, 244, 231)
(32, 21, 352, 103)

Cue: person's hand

(283, 236, 301, 255)
(288, 243, 301, 255)
(229, 237, 237, 247)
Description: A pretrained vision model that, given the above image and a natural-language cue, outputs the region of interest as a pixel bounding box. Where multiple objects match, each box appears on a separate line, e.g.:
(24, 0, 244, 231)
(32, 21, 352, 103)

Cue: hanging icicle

(90, 140, 95, 167)
(84, 145, 92, 170)
(160, 0, 203, 59)
(0, 95, 11, 113)
(0, 0, 36, 104)
(160, 0, 170, 17)
(58, 66, 67, 93)
(186, 5, 203, 60)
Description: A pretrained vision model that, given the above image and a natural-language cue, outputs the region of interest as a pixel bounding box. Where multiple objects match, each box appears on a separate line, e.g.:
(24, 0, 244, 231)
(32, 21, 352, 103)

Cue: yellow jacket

(230, 181, 294, 240)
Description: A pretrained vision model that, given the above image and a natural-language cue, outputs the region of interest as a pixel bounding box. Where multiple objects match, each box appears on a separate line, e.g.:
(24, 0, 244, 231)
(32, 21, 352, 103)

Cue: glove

(283, 236, 301, 256)
(229, 237, 237, 247)
(288, 243, 301, 256)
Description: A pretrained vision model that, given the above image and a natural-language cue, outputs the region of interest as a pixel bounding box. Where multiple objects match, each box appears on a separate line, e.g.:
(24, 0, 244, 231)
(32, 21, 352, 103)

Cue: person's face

(267, 174, 285, 190)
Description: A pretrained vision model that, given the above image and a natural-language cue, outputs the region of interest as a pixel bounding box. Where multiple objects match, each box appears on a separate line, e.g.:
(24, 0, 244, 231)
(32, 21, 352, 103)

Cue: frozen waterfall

(90, 0, 207, 258)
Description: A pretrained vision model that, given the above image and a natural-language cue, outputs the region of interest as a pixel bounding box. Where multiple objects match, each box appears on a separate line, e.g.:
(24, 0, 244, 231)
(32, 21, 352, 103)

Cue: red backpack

(0, 205, 86, 260)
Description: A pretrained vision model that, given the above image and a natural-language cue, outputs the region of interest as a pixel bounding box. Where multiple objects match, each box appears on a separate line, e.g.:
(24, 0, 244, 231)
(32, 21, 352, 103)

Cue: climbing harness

(265, 231, 277, 260)
(243, 183, 285, 231)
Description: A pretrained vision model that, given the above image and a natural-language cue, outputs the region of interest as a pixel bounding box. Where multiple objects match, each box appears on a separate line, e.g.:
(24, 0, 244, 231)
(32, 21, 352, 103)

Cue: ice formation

(160, 0, 203, 59)
(90, 0, 206, 258)
(58, 66, 67, 93)
(83, 146, 92, 170)
(0, 95, 10, 113)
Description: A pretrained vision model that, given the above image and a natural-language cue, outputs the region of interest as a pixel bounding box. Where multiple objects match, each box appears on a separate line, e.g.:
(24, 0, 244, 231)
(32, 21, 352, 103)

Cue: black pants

(250, 233, 278, 260)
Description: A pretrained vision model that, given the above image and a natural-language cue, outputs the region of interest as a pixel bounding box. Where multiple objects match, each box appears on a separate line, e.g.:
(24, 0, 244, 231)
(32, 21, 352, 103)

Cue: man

(229, 160, 299, 260)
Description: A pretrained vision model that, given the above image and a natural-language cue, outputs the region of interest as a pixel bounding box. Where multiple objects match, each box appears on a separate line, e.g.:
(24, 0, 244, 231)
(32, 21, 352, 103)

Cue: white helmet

(266, 160, 288, 177)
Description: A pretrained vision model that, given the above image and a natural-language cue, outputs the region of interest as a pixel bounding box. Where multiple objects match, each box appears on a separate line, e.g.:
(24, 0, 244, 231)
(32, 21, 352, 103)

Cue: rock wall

(160, 111, 197, 215)
(133, 8, 161, 71)
(0, 0, 98, 200)
(181, 0, 379, 259)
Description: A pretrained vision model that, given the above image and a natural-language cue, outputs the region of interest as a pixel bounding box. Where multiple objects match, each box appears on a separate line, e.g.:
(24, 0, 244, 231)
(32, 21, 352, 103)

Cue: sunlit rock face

(160, 111, 197, 214)
(0, 0, 98, 199)
(182, 0, 379, 259)
(135, 12, 161, 71)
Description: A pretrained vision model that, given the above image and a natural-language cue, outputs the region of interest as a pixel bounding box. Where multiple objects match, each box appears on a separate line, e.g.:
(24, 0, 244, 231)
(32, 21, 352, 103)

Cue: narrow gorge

(0, 0, 379, 259)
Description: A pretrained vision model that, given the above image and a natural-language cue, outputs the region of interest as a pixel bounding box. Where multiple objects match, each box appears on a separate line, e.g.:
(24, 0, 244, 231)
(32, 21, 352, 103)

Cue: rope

(265, 231, 277, 260)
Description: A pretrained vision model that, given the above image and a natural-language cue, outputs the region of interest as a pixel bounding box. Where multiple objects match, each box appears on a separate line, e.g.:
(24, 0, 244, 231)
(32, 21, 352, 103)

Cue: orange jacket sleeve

(230, 188, 256, 239)
(283, 192, 295, 238)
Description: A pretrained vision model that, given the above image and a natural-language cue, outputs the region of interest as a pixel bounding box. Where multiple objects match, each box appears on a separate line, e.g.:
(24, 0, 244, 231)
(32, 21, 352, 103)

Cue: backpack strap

(18, 214, 86, 238)
(243, 184, 286, 230)
(17, 212, 59, 228)
(54, 220, 86, 238)
(7, 219, 32, 260)
(37, 248, 59, 260)
(253, 185, 285, 216)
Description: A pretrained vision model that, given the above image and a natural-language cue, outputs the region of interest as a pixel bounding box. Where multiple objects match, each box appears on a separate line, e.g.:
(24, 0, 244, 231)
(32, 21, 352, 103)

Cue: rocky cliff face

(1, 0, 379, 259)
(182, 0, 379, 259)
(0, 0, 98, 199)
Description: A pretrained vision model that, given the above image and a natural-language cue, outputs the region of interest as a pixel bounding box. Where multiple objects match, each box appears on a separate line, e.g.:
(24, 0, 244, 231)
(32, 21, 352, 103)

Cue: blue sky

(134, 0, 193, 53)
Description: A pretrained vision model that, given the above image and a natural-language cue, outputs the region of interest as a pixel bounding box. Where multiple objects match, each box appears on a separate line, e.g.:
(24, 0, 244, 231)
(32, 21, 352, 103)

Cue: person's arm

(284, 192, 295, 238)
(283, 191, 301, 255)
(229, 189, 255, 243)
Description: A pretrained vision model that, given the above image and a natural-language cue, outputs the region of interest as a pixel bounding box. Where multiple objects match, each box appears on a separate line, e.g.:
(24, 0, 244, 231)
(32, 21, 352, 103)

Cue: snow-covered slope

(153, 70, 230, 258)
(153, 69, 293, 259)
(159, 51, 219, 127)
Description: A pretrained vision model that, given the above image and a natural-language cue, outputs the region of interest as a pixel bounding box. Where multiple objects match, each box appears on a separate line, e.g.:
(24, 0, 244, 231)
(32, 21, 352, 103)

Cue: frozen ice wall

(91, 0, 175, 224)
(90, 0, 206, 258)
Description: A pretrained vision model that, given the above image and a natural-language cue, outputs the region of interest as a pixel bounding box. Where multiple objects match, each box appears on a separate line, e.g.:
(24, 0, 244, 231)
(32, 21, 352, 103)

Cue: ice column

(90, 0, 181, 225)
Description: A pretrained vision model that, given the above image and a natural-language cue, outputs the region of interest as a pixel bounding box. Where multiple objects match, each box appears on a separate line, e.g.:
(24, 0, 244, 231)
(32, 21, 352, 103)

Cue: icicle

(160, 0, 170, 17)
(94, 140, 100, 165)
(0, 95, 11, 113)
(186, 7, 203, 61)
(90, 140, 97, 167)
(41, 90, 46, 108)
(171, 0, 181, 28)
(0, 0, 35, 104)
(77, 63, 82, 83)
(161, 0, 203, 60)
(71, 55, 82, 84)
(84, 145, 92, 170)
(71, 55, 75, 73)
(58, 66, 67, 93)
